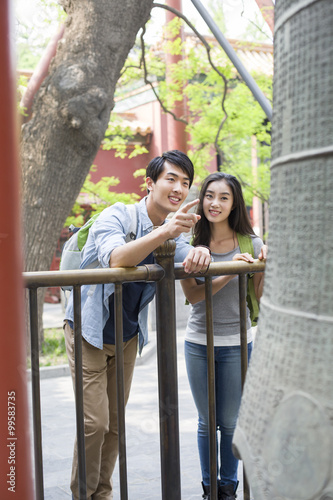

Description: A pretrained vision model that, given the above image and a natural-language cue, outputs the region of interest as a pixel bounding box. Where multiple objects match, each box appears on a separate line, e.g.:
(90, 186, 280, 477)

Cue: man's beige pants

(64, 321, 138, 500)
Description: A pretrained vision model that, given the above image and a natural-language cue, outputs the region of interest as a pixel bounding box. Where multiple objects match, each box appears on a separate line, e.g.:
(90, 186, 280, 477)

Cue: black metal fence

(24, 240, 265, 500)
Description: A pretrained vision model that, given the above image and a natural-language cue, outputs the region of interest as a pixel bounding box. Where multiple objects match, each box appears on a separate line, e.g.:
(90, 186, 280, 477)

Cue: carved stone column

(233, 1, 333, 499)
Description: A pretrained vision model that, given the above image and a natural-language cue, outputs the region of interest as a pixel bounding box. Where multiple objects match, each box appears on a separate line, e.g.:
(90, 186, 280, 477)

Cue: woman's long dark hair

(193, 172, 255, 247)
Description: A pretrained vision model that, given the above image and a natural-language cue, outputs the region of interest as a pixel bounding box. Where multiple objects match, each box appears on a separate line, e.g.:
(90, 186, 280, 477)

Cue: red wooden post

(0, 2, 34, 498)
(165, 0, 188, 152)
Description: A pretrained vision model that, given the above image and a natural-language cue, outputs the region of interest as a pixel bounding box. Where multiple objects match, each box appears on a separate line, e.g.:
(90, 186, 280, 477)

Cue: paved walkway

(29, 303, 246, 499)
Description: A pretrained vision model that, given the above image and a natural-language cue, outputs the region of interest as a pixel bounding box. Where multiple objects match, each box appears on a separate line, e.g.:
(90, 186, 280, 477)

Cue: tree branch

(139, 25, 188, 124)
(226, 160, 270, 203)
(120, 63, 142, 78)
(151, 2, 229, 144)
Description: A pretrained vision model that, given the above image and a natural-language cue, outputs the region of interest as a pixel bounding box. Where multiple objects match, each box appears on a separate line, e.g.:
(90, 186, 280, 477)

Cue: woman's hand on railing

(182, 245, 211, 274)
(232, 252, 255, 263)
(232, 246, 267, 301)
(258, 244, 268, 261)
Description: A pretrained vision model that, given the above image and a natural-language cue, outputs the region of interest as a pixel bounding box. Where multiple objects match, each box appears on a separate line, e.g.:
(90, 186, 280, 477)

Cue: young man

(64, 150, 210, 499)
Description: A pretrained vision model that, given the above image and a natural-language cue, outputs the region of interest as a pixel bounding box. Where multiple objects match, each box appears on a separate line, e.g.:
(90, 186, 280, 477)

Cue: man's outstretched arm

(110, 199, 210, 273)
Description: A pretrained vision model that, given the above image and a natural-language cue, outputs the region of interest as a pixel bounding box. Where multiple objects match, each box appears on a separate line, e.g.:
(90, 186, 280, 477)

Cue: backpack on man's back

(60, 203, 138, 290)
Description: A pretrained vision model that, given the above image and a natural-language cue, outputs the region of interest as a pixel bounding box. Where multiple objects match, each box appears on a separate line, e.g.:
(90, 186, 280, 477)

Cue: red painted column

(165, 0, 188, 152)
(0, 2, 34, 498)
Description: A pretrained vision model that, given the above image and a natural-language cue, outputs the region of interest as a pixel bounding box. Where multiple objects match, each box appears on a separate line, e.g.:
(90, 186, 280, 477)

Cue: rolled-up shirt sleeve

(82, 203, 131, 269)
(80, 200, 193, 270)
(174, 234, 193, 263)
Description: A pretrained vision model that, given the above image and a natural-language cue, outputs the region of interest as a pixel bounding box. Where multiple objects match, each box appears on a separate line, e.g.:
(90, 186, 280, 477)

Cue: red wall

(89, 99, 168, 198)
(90, 148, 148, 198)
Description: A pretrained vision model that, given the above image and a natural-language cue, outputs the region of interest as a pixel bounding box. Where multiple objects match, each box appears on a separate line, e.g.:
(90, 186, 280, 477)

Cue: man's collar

(139, 196, 167, 232)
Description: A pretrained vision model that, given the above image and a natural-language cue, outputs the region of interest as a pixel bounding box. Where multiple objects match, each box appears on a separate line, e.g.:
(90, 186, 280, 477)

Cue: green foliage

(18, 1, 272, 222)
(62, 112, 149, 228)
(17, 43, 43, 71)
(117, 16, 273, 203)
(243, 11, 273, 43)
(164, 17, 184, 55)
(207, 0, 226, 33)
(128, 145, 149, 159)
(183, 38, 272, 202)
(17, 75, 28, 115)
(103, 115, 149, 159)
(133, 168, 149, 193)
(27, 328, 67, 368)
(64, 169, 141, 229)
(16, 0, 65, 71)
(42, 328, 66, 357)
(39, 0, 67, 24)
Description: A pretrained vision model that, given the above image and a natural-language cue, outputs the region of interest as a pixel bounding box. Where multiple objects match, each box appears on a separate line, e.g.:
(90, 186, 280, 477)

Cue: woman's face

(202, 179, 234, 224)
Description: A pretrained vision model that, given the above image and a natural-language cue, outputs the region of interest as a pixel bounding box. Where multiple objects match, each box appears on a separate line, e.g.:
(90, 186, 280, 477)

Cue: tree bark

(233, 1, 333, 498)
(21, 0, 154, 274)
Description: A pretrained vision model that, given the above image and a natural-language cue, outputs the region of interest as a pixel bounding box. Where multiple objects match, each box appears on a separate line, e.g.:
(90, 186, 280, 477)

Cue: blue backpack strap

(125, 203, 138, 242)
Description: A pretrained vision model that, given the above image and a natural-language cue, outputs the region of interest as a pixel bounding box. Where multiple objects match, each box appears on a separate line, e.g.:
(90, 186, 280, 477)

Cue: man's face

(146, 161, 191, 216)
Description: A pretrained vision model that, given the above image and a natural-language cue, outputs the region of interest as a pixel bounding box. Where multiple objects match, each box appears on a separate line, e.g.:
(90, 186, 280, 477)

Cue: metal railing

(24, 240, 265, 500)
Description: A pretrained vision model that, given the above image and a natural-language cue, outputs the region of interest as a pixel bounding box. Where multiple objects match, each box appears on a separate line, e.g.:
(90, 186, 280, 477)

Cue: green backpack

(60, 203, 138, 290)
(186, 233, 259, 326)
(236, 233, 260, 326)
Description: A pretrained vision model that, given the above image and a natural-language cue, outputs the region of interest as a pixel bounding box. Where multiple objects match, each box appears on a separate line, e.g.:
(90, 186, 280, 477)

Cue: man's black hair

(146, 150, 194, 188)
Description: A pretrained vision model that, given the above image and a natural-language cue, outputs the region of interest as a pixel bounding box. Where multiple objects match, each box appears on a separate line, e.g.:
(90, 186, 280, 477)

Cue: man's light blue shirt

(65, 196, 192, 354)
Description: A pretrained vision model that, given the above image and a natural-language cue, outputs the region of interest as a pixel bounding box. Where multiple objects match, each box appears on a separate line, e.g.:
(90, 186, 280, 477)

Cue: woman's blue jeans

(185, 340, 252, 489)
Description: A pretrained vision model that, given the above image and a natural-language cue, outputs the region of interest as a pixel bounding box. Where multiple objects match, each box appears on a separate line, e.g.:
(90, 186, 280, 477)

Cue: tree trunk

(233, 1, 333, 499)
(21, 0, 154, 275)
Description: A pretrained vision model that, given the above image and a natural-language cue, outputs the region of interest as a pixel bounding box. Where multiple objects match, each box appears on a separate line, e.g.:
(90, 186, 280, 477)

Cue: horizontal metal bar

(23, 264, 165, 288)
(174, 259, 265, 279)
(23, 260, 265, 289)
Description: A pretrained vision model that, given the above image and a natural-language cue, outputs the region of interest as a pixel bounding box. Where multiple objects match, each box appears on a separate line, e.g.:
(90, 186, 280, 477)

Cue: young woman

(181, 172, 267, 500)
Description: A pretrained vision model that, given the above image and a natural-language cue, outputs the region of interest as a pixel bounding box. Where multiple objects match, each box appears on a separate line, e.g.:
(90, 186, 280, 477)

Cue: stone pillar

(233, 1, 333, 499)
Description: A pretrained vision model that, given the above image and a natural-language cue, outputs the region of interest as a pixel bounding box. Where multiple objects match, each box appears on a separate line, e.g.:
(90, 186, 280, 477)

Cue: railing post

(73, 285, 87, 500)
(114, 283, 128, 500)
(238, 274, 250, 500)
(238, 274, 248, 389)
(205, 277, 218, 500)
(29, 288, 44, 500)
(154, 240, 181, 500)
